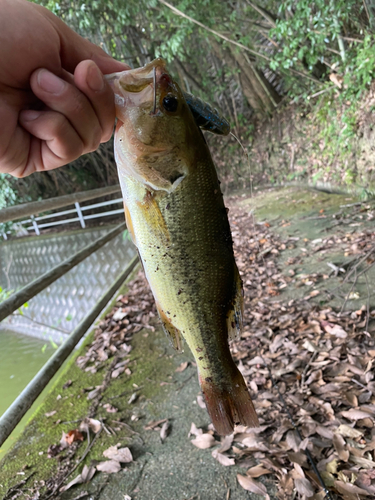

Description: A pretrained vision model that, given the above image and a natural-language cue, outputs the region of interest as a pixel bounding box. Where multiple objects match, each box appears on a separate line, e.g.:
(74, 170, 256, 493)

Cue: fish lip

(105, 58, 169, 111)
(105, 58, 167, 83)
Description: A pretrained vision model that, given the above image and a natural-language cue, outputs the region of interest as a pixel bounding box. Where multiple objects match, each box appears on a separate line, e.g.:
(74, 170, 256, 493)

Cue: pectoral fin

(227, 264, 244, 341)
(156, 304, 184, 352)
(123, 201, 137, 246)
(136, 191, 170, 245)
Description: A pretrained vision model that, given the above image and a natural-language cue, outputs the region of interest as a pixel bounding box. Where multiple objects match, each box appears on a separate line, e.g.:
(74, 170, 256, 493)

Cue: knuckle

(71, 96, 86, 117)
(86, 125, 102, 152)
(51, 118, 84, 160)
(100, 129, 113, 143)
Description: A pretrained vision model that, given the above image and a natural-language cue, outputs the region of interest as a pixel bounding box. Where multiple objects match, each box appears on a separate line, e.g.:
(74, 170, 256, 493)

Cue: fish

(106, 58, 258, 435)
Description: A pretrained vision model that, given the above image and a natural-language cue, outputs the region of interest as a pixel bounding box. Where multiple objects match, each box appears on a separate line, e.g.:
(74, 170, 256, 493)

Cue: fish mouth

(106, 58, 172, 112)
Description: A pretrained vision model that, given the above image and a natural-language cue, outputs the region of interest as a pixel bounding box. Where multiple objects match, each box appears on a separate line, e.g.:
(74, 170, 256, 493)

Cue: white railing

(2, 196, 124, 238)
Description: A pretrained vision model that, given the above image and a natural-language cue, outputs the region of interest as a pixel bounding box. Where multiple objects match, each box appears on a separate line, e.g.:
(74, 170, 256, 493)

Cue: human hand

(0, 0, 130, 177)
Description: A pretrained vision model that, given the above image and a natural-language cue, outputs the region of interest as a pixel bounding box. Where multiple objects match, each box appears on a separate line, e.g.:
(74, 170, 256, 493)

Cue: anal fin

(156, 303, 184, 352)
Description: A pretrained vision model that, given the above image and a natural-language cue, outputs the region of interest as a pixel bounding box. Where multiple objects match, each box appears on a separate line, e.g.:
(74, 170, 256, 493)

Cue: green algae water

(0, 329, 54, 456)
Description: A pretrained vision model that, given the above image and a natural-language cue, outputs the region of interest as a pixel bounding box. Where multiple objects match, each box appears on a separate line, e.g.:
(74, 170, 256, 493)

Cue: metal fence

(1, 185, 123, 239)
(0, 187, 139, 447)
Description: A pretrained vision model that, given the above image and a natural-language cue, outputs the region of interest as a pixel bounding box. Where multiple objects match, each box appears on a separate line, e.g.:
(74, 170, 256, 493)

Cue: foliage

(270, 0, 357, 69)
(22, 0, 375, 195)
(0, 174, 19, 237)
(0, 286, 13, 303)
(0, 174, 17, 210)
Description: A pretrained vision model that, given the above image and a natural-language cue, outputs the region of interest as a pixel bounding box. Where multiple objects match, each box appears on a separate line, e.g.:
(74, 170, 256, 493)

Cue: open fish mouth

(105, 58, 169, 112)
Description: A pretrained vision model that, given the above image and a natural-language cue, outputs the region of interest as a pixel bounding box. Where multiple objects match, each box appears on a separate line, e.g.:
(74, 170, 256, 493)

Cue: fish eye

(162, 95, 178, 112)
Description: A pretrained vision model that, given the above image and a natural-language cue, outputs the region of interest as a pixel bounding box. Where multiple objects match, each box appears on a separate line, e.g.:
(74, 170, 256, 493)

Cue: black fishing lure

(183, 92, 230, 136)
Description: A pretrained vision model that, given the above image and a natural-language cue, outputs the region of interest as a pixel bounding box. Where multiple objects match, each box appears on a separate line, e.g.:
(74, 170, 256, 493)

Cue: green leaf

(49, 337, 59, 349)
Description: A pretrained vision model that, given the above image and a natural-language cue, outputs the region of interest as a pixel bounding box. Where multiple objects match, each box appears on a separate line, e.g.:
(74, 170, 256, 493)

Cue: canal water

(0, 329, 54, 455)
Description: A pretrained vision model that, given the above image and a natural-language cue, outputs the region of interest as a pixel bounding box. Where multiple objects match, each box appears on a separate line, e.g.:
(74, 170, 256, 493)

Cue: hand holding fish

(0, 0, 129, 177)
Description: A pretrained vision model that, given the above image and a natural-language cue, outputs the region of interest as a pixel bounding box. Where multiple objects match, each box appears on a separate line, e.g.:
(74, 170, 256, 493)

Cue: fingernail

(87, 64, 105, 92)
(38, 69, 66, 95)
(21, 110, 42, 121)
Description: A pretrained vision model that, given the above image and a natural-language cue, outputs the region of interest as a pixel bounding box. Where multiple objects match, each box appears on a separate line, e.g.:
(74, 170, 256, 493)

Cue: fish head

(107, 58, 202, 192)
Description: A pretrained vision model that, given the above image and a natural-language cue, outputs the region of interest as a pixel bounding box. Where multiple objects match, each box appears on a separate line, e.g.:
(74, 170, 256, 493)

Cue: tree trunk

(210, 39, 262, 117)
(229, 47, 281, 115)
(210, 39, 280, 117)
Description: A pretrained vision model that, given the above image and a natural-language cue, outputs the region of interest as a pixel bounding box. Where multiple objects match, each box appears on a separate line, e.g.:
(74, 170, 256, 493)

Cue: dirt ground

(1, 186, 374, 500)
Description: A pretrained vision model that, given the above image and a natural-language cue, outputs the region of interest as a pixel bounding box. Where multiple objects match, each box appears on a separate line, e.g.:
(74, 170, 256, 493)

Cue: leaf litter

(8, 196, 375, 500)
(188, 200, 375, 500)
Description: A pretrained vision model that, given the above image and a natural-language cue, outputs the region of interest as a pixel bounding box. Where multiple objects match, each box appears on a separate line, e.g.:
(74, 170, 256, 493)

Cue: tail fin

(199, 366, 259, 436)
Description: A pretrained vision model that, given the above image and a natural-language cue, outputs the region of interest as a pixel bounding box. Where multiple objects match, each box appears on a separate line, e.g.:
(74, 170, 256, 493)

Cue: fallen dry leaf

(175, 361, 188, 372)
(294, 477, 315, 497)
(321, 321, 348, 338)
(246, 465, 272, 478)
(341, 409, 374, 421)
(189, 422, 203, 437)
(191, 433, 216, 449)
(60, 429, 84, 448)
(332, 433, 349, 461)
(334, 480, 370, 497)
(87, 386, 103, 400)
(97, 460, 122, 474)
(211, 449, 235, 466)
(337, 424, 363, 438)
(44, 411, 57, 418)
(62, 379, 73, 389)
(217, 434, 234, 453)
(160, 420, 170, 442)
(103, 403, 118, 413)
(79, 417, 102, 434)
(237, 474, 270, 499)
(111, 366, 126, 379)
(59, 465, 95, 492)
(103, 445, 133, 463)
(59, 474, 84, 493)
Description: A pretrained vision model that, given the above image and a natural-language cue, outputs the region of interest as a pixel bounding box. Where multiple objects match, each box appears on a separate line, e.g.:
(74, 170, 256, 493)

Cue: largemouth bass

(107, 59, 258, 435)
